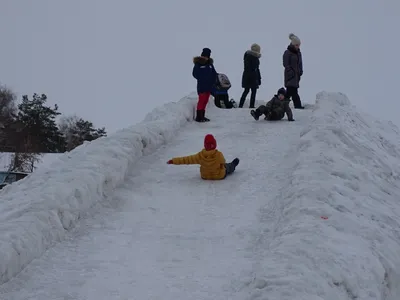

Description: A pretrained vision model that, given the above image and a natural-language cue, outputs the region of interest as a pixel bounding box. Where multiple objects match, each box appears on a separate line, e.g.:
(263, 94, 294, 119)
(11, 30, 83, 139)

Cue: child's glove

(167, 159, 173, 164)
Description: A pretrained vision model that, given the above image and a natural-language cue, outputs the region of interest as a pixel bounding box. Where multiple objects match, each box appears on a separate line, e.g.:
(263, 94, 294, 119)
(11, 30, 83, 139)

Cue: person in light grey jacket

(283, 33, 304, 109)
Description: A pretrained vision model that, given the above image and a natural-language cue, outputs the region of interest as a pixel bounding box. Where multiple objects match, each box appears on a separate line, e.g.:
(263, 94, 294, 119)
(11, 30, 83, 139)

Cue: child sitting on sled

(166, 134, 239, 180)
(212, 73, 237, 109)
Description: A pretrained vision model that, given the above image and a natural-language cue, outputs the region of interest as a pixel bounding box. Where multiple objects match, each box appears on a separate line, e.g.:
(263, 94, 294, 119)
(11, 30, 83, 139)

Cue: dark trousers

(214, 94, 234, 109)
(256, 105, 281, 120)
(286, 87, 302, 108)
(239, 87, 257, 108)
(224, 162, 236, 178)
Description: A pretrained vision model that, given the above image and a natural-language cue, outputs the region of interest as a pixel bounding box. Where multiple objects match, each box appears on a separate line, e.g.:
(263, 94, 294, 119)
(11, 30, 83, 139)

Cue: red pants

(197, 92, 211, 110)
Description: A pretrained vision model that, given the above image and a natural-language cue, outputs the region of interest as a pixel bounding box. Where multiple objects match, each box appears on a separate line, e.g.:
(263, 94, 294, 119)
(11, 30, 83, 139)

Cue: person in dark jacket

(250, 87, 294, 122)
(239, 43, 262, 108)
(192, 48, 218, 122)
(283, 33, 304, 109)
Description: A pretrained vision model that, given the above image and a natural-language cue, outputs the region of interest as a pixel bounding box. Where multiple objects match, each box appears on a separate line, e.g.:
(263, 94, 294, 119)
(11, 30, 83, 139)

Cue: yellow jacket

(171, 148, 226, 180)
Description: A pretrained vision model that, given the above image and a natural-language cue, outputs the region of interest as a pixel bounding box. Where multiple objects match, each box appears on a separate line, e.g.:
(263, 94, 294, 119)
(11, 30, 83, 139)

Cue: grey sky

(0, 0, 399, 133)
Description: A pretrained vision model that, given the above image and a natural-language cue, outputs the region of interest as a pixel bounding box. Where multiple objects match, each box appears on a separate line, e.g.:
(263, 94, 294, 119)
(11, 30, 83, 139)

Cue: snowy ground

(1, 92, 400, 300)
(0, 97, 307, 299)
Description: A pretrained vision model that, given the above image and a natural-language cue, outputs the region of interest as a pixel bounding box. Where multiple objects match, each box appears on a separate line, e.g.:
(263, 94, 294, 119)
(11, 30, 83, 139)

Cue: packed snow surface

(1, 92, 400, 300)
(0, 94, 197, 285)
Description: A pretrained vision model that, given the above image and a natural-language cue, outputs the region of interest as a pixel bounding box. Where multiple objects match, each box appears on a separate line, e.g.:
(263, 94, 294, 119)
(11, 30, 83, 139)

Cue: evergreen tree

(17, 93, 66, 152)
(59, 115, 107, 151)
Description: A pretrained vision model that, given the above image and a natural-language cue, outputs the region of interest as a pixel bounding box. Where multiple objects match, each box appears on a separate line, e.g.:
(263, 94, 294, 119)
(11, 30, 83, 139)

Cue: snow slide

(1, 92, 400, 300)
(0, 93, 197, 285)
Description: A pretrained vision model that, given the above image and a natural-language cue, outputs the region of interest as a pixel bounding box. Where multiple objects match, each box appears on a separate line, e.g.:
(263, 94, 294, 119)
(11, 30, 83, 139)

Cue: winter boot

(195, 110, 210, 122)
(196, 110, 206, 122)
(232, 158, 239, 167)
(250, 109, 260, 121)
(195, 110, 204, 122)
(203, 110, 210, 122)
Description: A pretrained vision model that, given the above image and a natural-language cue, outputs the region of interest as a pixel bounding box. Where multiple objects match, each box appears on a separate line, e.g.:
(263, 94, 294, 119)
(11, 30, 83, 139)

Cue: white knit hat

(289, 33, 301, 45)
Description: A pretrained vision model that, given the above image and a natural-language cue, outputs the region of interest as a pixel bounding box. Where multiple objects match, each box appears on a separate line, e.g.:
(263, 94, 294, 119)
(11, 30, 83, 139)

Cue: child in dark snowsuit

(192, 48, 217, 122)
(211, 73, 237, 109)
(250, 88, 295, 122)
(212, 89, 237, 109)
(167, 134, 239, 180)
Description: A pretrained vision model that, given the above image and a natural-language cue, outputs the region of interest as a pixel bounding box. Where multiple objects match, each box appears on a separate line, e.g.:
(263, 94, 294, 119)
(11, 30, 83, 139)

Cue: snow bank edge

(249, 91, 400, 299)
(0, 93, 197, 285)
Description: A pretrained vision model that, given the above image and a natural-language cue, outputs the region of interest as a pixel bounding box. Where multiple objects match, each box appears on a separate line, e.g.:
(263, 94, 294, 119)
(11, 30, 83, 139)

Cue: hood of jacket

(198, 149, 220, 166)
(193, 56, 214, 65)
(245, 50, 261, 58)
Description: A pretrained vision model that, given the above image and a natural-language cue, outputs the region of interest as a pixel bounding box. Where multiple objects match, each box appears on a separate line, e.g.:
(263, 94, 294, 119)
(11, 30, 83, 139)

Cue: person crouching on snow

(211, 73, 238, 109)
(166, 134, 239, 180)
(192, 47, 217, 122)
(250, 87, 295, 121)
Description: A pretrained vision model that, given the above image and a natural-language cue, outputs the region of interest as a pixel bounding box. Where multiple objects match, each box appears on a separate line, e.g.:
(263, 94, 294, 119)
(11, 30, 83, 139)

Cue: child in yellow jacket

(166, 134, 239, 180)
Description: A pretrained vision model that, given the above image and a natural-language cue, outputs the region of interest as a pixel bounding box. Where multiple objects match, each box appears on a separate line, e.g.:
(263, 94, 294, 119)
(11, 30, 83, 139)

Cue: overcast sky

(1, 0, 399, 133)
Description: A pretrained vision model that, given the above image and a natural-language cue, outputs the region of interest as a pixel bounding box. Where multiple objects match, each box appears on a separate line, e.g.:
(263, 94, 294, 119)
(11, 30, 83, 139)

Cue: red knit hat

(204, 134, 217, 151)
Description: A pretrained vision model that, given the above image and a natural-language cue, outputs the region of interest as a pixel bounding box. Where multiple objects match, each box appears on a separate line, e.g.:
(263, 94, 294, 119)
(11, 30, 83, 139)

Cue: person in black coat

(239, 43, 262, 108)
(283, 33, 304, 109)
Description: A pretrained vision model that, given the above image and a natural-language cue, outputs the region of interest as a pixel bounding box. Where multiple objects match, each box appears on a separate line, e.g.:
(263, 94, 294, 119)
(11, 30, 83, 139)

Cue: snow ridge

(247, 92, 400, 300)
(0, 93, 197, 285)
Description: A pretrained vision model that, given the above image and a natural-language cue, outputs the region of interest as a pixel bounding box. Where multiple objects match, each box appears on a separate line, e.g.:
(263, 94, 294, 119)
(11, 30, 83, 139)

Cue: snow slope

(1, 92, 400, 299)
(0, 93, 197, 285)
(0, 95, 308, 300)
(244, 92, 400, 300)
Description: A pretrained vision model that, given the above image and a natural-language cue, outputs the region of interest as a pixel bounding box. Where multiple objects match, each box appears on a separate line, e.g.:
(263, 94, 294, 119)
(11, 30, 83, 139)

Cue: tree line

(0, 84, 107, 172)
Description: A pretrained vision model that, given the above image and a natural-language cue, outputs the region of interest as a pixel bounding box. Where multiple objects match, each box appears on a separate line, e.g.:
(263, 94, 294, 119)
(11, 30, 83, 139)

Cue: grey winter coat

(283, 45, 303, 88)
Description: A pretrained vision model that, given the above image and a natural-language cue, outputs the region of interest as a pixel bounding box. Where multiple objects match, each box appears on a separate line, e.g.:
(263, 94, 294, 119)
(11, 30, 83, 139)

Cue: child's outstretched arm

(167, 152, 201, 165)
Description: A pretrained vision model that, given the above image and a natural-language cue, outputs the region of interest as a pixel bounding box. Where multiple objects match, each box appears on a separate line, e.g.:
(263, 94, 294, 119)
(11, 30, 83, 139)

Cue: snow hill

(1, 91, 400, 300)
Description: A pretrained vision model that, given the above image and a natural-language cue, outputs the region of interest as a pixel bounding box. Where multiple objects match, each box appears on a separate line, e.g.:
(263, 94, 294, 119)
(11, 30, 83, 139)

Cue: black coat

(241, 50, 261, 89)
(283, 45, 303, 88)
